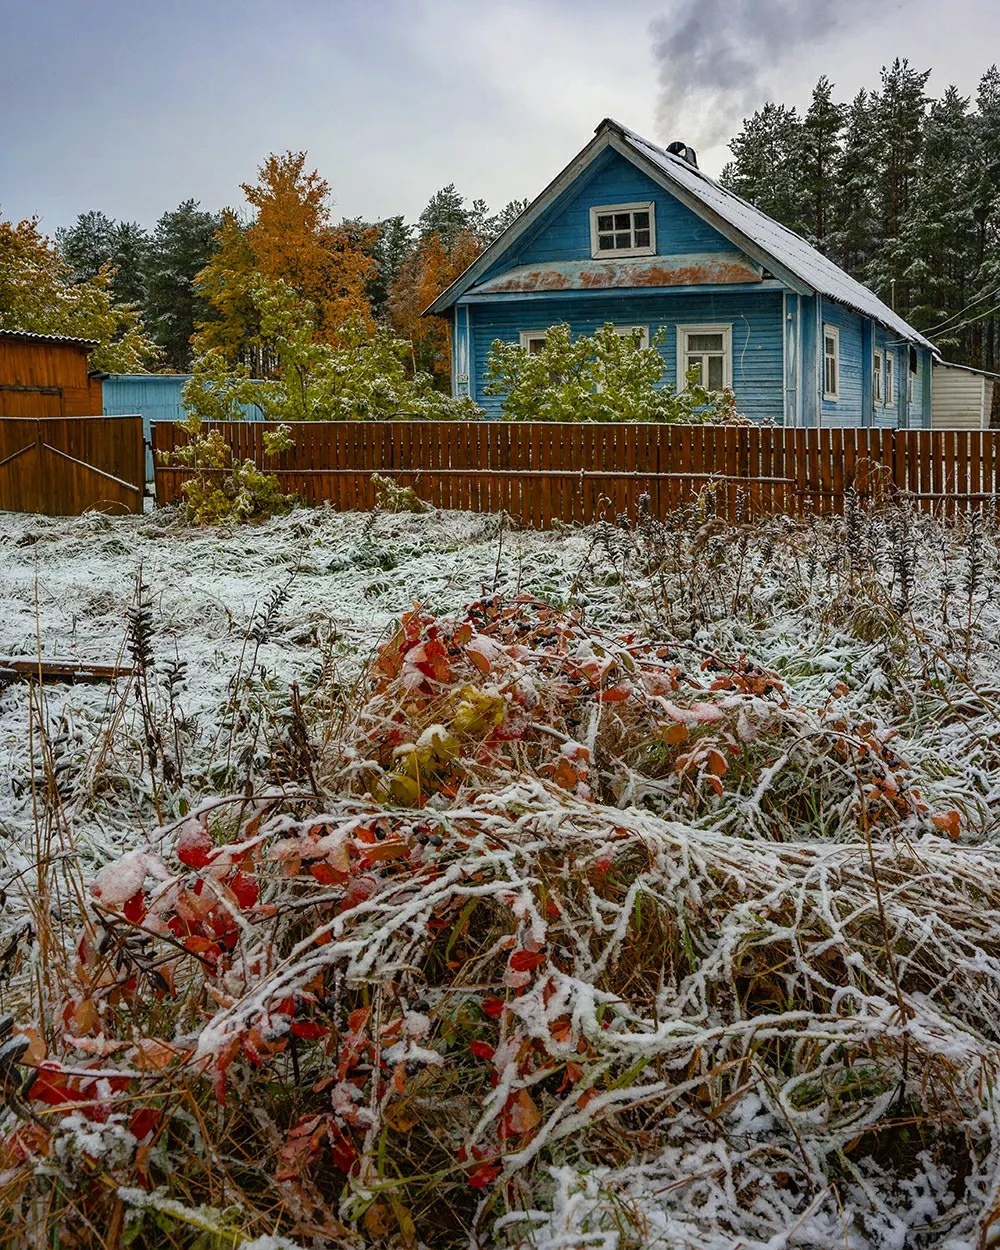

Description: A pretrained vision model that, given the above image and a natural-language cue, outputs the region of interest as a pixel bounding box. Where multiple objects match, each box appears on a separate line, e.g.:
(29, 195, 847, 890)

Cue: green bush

(159, 414, 296, 525)
(485, 321, 744, 423)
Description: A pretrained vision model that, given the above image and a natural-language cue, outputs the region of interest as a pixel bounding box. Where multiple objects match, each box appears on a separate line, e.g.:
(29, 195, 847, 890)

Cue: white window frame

(823, 325, 840, 400)
(873, 348, 884, 405)
(518, 331, 548, 354)
(884, 350, 894, 406)
(612, 324, 650, 348)
(677, 323, 733, 392)
(589, 201, 656, 259)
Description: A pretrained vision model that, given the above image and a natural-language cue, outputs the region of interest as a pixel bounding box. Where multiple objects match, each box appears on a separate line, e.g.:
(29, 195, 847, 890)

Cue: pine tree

(145, 200, 221, 370)
(721, 103, 807, 233)
(57, 211, 117, 281)
(418, 185, 472, 249)
(801, 77, 844, 251)
(830, 91, 880, 277)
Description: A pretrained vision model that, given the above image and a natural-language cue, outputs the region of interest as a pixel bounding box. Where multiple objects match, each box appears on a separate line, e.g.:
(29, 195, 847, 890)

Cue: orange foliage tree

(195, 152, 378, 371)
(388, 228, 483, 384)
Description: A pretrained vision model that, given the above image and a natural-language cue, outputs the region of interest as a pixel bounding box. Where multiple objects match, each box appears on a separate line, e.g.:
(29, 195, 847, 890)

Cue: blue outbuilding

(428, 119, 936, 427)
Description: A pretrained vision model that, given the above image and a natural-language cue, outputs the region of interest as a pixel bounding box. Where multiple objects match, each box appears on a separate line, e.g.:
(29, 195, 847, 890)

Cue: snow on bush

(0, 497, 999, 1248)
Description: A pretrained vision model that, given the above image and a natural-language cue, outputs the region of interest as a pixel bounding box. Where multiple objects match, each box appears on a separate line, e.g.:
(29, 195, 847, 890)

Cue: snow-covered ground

(2, 501, 1000, 1250)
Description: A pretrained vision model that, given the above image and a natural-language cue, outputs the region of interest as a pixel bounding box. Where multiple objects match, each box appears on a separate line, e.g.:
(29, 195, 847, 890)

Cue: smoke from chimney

(651, 0, 846, 153)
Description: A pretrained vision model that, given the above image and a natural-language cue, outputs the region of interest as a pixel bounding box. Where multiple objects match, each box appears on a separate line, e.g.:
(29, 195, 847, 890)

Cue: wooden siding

(103, 374, 267, 480)
(932, 366, 989, 430)
(504, 150, 734, 271)
(0, 337, 99, 417)
(467, 290, 784, 424)
(819, 298, 865, 426)
(153, 421, 1000, 525)
(0, 415, 145, 515)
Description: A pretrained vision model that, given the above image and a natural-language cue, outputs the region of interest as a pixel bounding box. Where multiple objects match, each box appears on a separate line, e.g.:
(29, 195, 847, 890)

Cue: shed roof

(933, 359, 1000, 380)
(427, 119, 935, 351)
(0, 328, 99, 349)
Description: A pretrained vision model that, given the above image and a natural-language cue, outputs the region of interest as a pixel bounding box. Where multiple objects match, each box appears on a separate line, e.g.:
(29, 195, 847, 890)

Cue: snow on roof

(428, 119, 935, 352)
(609, 121, 934, 350)
(933, 359, 1000, 379)
(0, 328, 99, 348)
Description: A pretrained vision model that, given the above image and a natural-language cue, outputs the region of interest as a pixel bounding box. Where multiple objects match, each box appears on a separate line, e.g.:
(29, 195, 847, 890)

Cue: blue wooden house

(428, 119, 936, 427)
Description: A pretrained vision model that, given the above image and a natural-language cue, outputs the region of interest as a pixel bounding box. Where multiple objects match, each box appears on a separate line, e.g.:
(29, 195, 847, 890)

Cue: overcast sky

(1, 0, 998, 235)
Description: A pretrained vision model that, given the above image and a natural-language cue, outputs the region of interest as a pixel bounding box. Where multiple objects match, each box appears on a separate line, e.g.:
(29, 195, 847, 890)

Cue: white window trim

(823, 325, 840, 401)
(518, 330, 548, 353)
(589, 201, 656, 259)
(884, 350, 895, 406)
(908, 355, 917, 404)
(612, 324, 650, 348)
(677, 323, 733, 392)
(873, 348, 884, 405)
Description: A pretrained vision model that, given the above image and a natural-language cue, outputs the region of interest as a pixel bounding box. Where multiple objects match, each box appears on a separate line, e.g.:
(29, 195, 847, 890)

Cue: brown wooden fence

(0, 415, 145, 516)
(151, 421, 1000, 526)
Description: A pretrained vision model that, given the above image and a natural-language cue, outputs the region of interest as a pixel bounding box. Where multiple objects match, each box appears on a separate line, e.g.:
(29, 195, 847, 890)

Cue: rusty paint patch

(474, 253, 763, 295)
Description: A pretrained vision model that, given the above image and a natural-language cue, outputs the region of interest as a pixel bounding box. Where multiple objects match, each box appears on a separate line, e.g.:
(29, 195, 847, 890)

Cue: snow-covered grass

(1, 497, 1000, 1249)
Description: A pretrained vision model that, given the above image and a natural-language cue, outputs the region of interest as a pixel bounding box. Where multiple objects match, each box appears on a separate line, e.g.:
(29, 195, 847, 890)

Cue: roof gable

(427, 120, 934, 351)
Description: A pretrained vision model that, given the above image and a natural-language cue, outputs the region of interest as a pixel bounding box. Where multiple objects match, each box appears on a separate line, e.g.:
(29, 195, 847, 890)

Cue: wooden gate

(0, 415, 145, 516)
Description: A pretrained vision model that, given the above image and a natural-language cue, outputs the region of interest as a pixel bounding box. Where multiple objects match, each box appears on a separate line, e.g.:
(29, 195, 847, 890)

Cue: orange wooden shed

(0, 330, 105, 417)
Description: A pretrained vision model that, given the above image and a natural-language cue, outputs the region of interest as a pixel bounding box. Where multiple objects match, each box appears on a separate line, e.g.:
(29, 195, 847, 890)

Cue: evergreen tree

(801, 77, 844, 251)
(366, 215, 413, 320)
(57, 211, 116, 281)
(144, 200, 222, 371)
(829, 91, 880, 276)
(109, 221, 151, 308)
(721, 103, 806, 233)
(418, 184, 472, 249)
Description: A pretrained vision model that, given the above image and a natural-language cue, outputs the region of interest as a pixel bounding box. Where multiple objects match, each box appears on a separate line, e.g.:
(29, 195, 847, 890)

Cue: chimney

(666, 141, 699, 168)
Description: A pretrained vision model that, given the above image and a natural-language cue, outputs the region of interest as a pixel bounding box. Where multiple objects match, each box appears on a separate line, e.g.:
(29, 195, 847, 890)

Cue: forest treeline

(46, 164, 525, 376)
(721, 60, 1000, 371)
(3, 60, 999, 389)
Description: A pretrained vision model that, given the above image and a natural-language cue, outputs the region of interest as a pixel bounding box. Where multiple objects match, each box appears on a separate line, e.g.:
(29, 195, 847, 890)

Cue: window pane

(634, 229, 651, 247)
(825, 336, 836, 357)
(527, 337, 546, 355)
(598, 233, 615, 251)
(597, 215, 614, 231)
(633, 211, 650, 230)
(685, 356, 703, 384)
(707, 356, 724, 389)
(614, 213, 631, 230)
(615, 232, 632, 249)
(688, 333, 724, 352)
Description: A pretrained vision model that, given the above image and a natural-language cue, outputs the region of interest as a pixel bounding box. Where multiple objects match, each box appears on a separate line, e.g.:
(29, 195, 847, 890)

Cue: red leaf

(470, 1040, 495, 1060)
(177, 827, 215, 869)
(229, 872, 259, 909)
(123, 889, 147, 925)
(328, 1122, 359, 1173)
(509, 949, 545, 973)
(468, 1162, 502, 1189)
(290, 1020, 330, 1041)
(309, 861, 347, 886)
(597, 684, 632, 703)
(129, 1107, 162, 1140)
(482, 998, 505, 1019)
(28, 1065, 75, 1107)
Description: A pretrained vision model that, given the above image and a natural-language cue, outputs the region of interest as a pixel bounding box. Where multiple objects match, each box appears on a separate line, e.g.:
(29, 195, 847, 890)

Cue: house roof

(467, 252, 765, 296)
(0, 328, 99, 349)
(427, 119, 935, 352)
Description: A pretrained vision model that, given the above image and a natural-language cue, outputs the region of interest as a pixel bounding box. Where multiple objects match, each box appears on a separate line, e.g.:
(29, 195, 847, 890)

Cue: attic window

(590, 202, 656, 258)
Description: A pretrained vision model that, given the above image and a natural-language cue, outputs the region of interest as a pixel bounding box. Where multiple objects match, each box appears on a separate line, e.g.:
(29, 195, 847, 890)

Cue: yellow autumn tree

(0, 214, 157, 372)
(388, 228, 482, 384)
(195, 152, 378, 372)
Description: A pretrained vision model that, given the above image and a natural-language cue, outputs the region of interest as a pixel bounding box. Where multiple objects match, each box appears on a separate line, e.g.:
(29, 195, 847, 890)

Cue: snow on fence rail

(151, 420, 1000, 526)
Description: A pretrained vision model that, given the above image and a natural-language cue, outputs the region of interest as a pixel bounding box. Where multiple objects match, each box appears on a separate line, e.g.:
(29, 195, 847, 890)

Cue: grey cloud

(652, 0, 849, 150)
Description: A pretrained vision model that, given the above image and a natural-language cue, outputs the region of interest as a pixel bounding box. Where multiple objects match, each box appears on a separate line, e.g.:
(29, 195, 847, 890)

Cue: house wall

(819, 299, 865, 427)
(479, 150, 735, 284)
(932, 366, 988, 429)
(466, 290, 784, 422)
